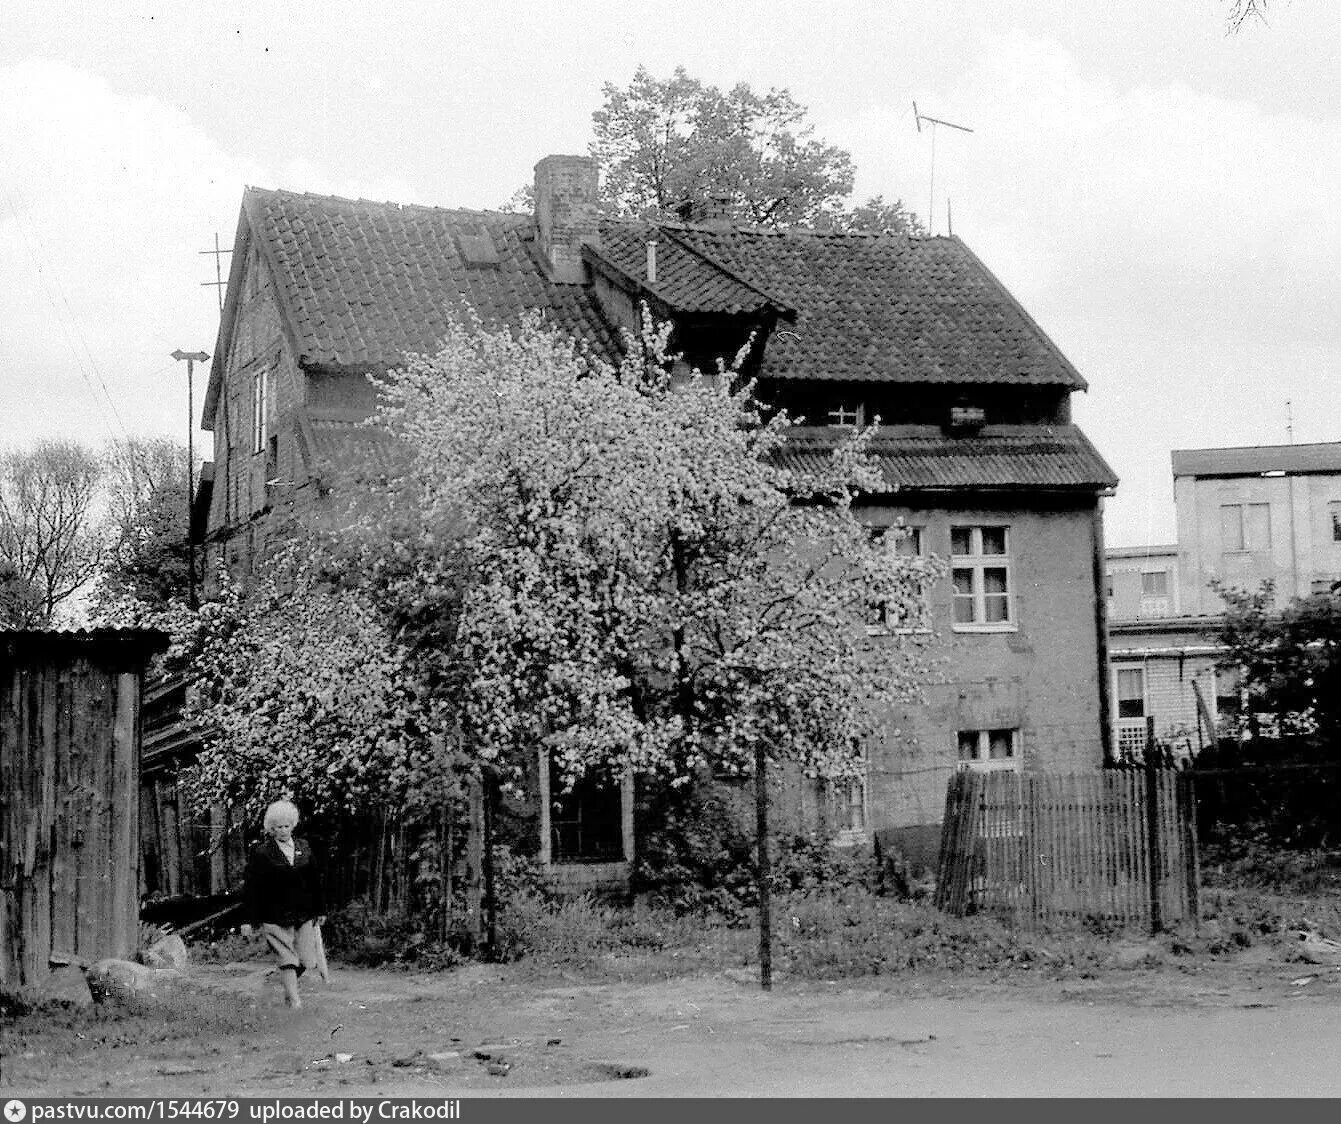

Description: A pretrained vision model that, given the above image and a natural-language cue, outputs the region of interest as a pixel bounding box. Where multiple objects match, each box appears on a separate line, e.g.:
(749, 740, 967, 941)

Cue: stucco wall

(1175, 471, 1341, 614)
(860, 496, 1106, 837)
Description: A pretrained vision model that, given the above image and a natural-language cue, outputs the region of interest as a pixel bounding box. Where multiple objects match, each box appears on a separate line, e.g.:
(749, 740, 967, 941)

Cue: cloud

(0, 58, 254, 452)
(0, 58, 417, 459)
(834, 32, 1341, 545)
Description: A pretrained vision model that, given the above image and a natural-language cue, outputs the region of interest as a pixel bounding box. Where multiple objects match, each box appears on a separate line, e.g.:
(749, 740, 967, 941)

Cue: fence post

(1180, 768, 1201, 930)
(1144, 756, 1163, 935)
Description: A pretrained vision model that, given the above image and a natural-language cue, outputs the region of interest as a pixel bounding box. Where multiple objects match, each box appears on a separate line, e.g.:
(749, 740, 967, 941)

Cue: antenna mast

(913, 102, 974, 235)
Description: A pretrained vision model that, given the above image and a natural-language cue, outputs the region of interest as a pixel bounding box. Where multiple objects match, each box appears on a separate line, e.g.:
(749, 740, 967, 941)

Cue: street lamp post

(171, 349, 210, 610)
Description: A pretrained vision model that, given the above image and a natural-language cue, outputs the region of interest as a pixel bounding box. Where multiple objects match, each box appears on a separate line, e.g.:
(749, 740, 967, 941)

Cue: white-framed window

(950, 525, 1013, 630)
(1114, 666, 1146, 719)
(827, 403, 863, 428)
(824, 770, 868, 843)
(1330, 500, 1341, 543)
(1220, 502, 1271, 552)
(251, 367, 268, 455)
(1113, 665, 1148, 761)
(956, 728, 1021, 772)
(866, 523, 928, 631)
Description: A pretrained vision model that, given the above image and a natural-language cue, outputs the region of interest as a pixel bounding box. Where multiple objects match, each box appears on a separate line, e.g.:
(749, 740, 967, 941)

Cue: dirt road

(7, 954, 1341, 1097)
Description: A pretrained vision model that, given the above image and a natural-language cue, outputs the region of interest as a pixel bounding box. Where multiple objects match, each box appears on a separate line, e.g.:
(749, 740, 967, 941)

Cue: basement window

(956, 729, 1021, 773)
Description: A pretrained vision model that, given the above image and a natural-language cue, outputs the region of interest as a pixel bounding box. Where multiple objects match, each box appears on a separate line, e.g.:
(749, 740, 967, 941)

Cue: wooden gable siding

(206, 235, 311, 575)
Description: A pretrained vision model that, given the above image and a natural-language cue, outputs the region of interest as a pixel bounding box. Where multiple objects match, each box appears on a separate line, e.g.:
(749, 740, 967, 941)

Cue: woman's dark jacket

(244, 836, 324, 928)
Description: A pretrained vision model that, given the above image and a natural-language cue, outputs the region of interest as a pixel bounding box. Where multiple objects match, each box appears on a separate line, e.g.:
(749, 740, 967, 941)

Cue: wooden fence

(935, 766, 1199, 931)
(0, 629, 166, 986)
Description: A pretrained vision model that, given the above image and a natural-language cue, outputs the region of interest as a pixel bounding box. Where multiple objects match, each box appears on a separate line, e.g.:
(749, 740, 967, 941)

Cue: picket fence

(935, 766, 1199, 931)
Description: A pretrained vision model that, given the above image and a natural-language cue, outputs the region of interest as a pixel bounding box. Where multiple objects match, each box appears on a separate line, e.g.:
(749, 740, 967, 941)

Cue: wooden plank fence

(0, 629, 166, 987)
(935, 766, 1199, 931)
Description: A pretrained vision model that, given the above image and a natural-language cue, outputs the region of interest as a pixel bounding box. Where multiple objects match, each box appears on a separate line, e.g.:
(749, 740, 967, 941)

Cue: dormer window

(828, 403, 863, 428)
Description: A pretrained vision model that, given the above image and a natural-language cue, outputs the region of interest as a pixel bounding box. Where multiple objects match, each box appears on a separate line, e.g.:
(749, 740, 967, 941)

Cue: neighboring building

(1106, 616, 1227, 760)
(1105, 544, 1180, 621)
(1103, 441, 1341, 759)
(1173, 442, 1341, 615)
(199, 154, 1117, 875)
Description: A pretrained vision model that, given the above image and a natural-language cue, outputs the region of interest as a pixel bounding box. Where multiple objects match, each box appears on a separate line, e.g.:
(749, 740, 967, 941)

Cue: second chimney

(534, 155, 600, 284)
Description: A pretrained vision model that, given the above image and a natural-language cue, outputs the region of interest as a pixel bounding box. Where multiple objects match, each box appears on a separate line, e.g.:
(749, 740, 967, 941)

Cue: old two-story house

(1104, 441, 1341, 759)
(198, 154, 1118, 876)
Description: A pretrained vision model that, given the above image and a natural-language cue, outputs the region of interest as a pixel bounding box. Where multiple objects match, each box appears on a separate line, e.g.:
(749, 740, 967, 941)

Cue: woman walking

(242, 799, 325, 1009)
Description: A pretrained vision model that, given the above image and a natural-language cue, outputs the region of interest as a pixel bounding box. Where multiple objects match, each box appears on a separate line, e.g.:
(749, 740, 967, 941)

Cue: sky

(2, 0, 1338, 548)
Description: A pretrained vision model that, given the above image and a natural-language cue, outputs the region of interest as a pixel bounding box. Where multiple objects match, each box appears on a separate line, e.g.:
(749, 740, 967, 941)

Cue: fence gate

(935, 767, 1199, 931)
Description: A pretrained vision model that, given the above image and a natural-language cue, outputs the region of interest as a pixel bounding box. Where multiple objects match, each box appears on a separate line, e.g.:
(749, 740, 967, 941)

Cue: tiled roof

(1171, 442, 1341, 478)
(666, 225, 1085, 388)
(590, 225, 793, 316)
(241, 189, 622, 372)
(229, 189, 1084, 391)
(777, 425, 1118, 491)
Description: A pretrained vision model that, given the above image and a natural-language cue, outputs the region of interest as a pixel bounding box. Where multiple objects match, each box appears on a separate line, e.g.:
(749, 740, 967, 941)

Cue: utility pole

(171, 349, 210, 610)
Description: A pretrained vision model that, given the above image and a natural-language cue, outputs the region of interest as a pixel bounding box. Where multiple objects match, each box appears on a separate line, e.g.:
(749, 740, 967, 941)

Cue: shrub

(632, 781, 877, 922)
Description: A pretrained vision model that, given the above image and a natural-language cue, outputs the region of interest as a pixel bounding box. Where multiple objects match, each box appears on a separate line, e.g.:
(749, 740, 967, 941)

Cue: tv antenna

(913, 102, 973, 235)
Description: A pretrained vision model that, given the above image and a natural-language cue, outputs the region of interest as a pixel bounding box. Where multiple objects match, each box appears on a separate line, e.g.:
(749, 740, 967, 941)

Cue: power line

(3, 186, 131, 445)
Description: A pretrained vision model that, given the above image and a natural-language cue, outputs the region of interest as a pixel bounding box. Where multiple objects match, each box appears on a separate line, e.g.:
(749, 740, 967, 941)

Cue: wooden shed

(0, 628, 167, 987)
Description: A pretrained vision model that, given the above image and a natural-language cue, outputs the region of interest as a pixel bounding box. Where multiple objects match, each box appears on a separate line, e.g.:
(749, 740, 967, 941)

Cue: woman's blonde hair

(262, 799, 300, 832)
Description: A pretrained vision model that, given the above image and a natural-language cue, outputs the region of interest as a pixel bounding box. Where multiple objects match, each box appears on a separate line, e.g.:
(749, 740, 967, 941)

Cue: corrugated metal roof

(778, 425, 1118, 491)
(1171, 442, 1341, 478)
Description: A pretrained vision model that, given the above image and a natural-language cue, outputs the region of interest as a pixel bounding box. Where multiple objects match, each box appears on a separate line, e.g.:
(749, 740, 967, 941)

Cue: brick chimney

(534, 155, 600, 284)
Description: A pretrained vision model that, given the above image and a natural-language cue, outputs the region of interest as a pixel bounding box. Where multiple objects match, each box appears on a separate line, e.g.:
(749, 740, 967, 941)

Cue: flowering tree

(380, 310, 936, 780)
(379, 309, 941, 983)
(167, 547, 458, 829)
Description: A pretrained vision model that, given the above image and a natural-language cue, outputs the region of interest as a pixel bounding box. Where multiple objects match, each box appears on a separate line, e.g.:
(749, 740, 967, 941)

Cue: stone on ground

(143, 935, 189, 970)
(86, 958, 182, 1003)
(37, 964, 94, 1008)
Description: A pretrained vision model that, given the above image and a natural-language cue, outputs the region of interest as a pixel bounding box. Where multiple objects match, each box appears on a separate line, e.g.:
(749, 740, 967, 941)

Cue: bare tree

(0, 439, 107, 625)
(91, 436, 193, 615)
(1227, 0, 1273, 32)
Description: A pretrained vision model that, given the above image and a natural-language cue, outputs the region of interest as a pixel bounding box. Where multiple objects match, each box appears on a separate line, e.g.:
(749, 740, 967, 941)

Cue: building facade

(1103, 442, 1341, 760)
(199, 154, 1117, 873)
(1173, 442, 1341, 614)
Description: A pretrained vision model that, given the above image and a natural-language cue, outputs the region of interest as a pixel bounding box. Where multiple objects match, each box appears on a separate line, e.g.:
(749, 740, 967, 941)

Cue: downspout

(1092, 500, 1114, 764)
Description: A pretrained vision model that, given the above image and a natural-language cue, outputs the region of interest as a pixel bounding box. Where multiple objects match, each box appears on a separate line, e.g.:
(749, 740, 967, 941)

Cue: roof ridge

(244, 185, 522, 222)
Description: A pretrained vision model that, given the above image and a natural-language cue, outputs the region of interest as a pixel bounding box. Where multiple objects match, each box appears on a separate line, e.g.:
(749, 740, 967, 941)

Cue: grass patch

(490, 887, 1124, 981)
(0, 983, 265, 1061)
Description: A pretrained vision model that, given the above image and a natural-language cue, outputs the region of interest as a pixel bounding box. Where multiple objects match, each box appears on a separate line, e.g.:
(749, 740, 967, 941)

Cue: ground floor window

(1113, 665, 1149, 760)
(822, 768, 868, 841)
(547, 756, 625, 863)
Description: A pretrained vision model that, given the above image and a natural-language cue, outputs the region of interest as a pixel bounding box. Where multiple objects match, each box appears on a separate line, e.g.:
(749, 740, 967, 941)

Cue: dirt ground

(5, 943, 1341, 1098)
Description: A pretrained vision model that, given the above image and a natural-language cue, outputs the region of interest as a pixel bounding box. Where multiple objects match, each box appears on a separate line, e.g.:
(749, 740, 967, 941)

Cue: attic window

(456, 227, 500, 268)
(828, 404, 863, 428)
